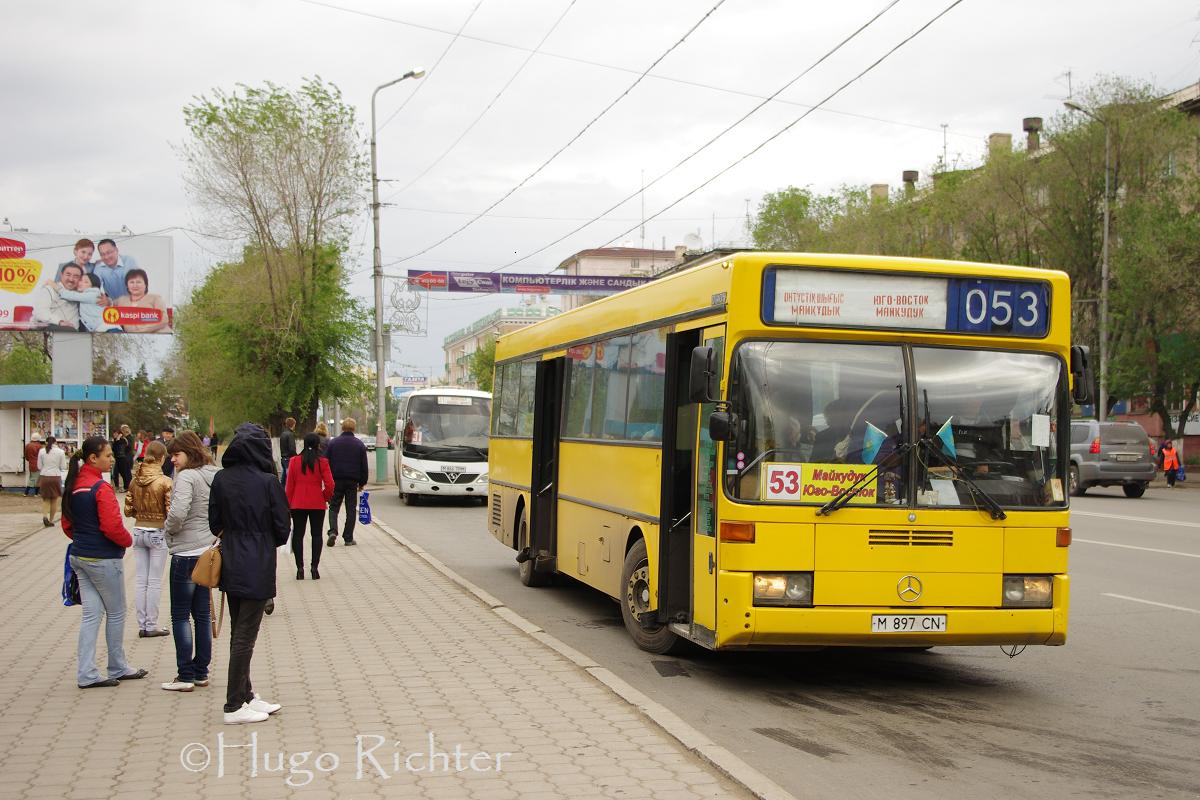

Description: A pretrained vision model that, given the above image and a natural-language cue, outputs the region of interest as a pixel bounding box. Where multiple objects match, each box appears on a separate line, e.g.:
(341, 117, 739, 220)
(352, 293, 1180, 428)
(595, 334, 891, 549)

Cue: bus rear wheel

(620, 538, 685, 654)
(517, 508, 549, 587)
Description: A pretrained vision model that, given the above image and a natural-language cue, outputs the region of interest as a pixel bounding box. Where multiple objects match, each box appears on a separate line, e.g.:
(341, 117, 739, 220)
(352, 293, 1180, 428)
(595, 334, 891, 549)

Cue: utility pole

(370, 67, 425, 482)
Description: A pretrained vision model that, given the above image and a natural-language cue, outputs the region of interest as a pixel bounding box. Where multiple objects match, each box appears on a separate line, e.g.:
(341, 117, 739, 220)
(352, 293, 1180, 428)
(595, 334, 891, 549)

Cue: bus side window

(497, 362, 520, 436)
(516, 361, 537, 437)
(626, 328, 667, 442)
(563, 346, 596, 439)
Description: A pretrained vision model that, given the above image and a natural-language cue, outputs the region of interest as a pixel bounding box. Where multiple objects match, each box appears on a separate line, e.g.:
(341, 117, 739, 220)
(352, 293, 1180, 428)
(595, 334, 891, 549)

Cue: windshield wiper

(817, 442, 913, 516)
(918, 437, 1007, 520)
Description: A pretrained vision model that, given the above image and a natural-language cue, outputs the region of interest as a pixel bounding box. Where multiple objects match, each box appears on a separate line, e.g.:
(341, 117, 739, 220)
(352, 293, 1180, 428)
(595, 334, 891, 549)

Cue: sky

(2, 0, 1198, 380)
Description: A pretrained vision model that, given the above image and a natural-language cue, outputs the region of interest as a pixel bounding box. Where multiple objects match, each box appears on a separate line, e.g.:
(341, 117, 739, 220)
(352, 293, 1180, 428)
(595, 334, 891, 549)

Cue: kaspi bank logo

(102, 306, 121, 326)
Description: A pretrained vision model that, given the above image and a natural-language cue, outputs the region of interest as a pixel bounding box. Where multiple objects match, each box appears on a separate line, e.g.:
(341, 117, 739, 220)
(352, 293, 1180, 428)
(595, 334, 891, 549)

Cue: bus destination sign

(763, 268, 1049, 337)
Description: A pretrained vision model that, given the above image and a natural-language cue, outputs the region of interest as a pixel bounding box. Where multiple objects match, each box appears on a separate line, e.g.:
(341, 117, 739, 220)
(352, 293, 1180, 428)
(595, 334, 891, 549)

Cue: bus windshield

(727, 341, 1064, 509)
(405, 395, 491, 459)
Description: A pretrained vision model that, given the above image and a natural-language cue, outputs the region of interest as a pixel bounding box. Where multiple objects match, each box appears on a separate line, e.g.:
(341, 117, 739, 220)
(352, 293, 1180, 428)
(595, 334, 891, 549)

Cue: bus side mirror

(1070, 345, 1093, 405)
(709, 411, 736, 442)
(689, 346, 717, 403)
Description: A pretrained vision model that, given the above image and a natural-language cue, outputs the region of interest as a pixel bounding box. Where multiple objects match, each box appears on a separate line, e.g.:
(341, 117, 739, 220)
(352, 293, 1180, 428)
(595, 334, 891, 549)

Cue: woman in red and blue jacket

(285, 432, 334, 580)
(63, 436, 148, 688)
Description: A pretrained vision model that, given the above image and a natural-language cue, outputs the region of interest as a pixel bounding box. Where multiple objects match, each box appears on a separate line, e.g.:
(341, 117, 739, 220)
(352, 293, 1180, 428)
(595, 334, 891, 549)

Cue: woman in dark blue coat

(208, 422, 290, 724)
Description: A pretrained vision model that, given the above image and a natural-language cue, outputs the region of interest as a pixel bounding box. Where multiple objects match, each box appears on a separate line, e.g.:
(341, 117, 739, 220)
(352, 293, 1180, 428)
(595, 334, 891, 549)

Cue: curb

(370, 516, 798, 800)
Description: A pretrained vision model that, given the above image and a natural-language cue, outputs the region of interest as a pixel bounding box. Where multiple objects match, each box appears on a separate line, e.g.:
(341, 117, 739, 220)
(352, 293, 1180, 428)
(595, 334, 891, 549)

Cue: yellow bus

(486, 252, 1092, 653)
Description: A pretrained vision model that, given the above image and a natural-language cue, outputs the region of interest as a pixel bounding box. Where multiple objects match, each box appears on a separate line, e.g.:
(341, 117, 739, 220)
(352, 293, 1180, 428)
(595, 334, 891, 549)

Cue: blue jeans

(70, 556, 134, 685)
(169, 555, 212, 683)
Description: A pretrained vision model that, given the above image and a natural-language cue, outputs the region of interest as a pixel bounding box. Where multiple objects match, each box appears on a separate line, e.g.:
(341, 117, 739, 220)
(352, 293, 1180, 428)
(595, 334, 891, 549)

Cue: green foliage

(469, 338, 497, 392)
(751, 76, 1200, 435)
(177, 77, 369, 431)
(112, 365, 182, 434)
(0, 345, 50, 384)
(175, 245, 371, 434)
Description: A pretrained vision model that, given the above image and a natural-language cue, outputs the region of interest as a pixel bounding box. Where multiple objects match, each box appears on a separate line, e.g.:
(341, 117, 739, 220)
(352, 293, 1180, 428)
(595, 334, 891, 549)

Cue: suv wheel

(1069, 465, 1086, 496)
(1122, 482, 1147, 498)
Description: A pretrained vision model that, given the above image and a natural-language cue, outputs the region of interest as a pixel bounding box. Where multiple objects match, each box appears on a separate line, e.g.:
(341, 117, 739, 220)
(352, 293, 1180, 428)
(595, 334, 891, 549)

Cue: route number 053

(964, 287, 1040, 328)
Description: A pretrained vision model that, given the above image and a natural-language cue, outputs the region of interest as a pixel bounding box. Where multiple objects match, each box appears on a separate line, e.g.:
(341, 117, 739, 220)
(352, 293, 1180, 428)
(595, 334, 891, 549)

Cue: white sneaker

(248, 693, 281, 715)
(161, 679, 195, 692)
(223, 703, 270, 725)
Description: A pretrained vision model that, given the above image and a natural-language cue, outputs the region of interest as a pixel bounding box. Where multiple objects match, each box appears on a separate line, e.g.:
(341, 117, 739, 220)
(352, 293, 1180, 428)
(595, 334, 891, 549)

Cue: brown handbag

(191, 540, 221, 588)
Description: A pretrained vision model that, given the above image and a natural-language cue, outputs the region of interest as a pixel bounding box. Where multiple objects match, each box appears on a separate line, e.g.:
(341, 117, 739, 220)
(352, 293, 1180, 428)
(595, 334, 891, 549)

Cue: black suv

(1068, 420, 1156, 497)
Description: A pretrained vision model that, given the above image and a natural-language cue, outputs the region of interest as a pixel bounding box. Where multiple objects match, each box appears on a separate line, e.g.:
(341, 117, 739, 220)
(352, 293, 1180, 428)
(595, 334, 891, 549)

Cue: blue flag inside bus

(862, 422, 887, 463)
(935, 418, 957, 458)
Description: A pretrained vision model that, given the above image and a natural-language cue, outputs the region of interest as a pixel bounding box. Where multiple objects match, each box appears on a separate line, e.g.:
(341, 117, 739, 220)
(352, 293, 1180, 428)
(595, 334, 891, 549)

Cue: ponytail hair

(62, 436, 109, 525)
(300, 432, 320, 474)
(45, 435, 56, 453)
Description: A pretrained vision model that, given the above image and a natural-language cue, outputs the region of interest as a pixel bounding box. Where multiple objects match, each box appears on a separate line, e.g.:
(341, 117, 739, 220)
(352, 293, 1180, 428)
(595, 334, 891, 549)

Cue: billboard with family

(0, 232, 173, 334)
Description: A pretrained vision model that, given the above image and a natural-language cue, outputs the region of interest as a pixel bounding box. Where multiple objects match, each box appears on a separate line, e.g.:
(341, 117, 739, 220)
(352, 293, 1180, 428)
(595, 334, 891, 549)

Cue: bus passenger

(811, 397, 855, 462)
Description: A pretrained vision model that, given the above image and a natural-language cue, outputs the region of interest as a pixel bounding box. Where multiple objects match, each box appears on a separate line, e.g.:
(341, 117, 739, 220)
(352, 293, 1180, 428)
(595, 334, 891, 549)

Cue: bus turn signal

(719, 521, 755, 543)
(1056, 527, 1071, 547)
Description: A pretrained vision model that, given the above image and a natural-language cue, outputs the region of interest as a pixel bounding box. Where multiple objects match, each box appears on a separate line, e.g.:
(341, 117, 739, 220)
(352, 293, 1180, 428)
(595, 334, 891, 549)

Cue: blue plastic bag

(358, 491, 372, 525)
(62, 545, 81, 607)
(1177, 464, 1187, 483)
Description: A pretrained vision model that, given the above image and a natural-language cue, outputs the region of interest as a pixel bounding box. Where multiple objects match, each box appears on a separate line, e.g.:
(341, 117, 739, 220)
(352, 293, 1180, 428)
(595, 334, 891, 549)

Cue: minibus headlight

(1002, 575, 1053, 608)
(753, 572, 813, 607)
(475, 472, 489, 483)
(402, 465, 429, 482)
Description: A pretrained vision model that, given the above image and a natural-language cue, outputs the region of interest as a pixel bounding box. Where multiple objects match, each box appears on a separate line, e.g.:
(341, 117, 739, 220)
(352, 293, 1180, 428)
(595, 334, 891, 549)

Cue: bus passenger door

(658, 331, 700, 627)
(691, 328, 724, 641)
(529, 357, 566, 573)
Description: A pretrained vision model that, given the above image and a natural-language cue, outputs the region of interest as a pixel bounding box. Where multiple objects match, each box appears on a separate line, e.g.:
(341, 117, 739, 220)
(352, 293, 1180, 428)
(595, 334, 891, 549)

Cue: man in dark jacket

(279, 417, 297, 485)
(209, 422, 290, 725)
(325, 417, 368, 547)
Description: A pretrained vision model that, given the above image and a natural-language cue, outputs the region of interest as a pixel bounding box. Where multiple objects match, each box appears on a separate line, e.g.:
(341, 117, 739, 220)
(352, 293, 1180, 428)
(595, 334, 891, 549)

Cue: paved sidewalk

(0, 512, 755, 799)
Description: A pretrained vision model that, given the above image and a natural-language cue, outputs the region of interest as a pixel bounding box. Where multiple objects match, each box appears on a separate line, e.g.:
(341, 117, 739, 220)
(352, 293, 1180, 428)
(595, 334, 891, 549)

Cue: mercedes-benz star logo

(897, 575, 923, 602)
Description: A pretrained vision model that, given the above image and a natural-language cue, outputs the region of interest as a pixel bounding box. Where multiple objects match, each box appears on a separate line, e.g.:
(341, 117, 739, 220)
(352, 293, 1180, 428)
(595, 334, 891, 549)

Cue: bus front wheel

(517, 508, 549, 587)
(620, 539, 684, 654)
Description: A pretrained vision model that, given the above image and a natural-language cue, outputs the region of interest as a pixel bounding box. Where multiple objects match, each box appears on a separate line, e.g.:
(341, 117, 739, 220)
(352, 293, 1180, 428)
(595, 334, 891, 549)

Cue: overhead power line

(383, 0, 730, 267)
(297, 0, 981, 140)
(490, 0, 903, 271)
(376, 0, 485, 134)
(594, 0, 969, 251)
(383, 0, 580, 199)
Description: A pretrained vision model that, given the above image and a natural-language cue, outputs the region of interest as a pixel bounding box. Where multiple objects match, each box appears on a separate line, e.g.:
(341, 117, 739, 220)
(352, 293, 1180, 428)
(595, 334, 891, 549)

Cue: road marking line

(1074, 538, 1200, 559)
(1070, 509, 1200, 529)
(1102, 593, 1200, 615)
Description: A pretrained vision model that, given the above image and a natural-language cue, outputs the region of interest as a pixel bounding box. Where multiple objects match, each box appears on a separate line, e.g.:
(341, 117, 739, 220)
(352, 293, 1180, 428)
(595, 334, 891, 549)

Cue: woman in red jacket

(285, 433, 334, 579)
(64, 436, 149, 688)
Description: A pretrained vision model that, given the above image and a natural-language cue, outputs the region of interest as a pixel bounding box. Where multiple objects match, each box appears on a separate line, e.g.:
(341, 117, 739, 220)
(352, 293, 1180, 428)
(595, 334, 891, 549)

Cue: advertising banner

(0, 232, 174, 334)
(408, 270, 653, 295)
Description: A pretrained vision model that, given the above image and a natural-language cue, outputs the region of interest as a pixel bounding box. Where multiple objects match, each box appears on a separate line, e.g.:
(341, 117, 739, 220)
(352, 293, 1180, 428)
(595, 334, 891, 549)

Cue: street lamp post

(371, 68, 425, 482)
(1064, 100, 1111, 421)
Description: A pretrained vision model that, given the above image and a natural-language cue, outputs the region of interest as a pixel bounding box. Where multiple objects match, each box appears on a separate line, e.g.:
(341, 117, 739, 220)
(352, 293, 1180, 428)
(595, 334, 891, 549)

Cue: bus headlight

(753, 572, 813, 607)
(1002, 575, 1053, 608)
(475, 472, 489, 483)
(402, 465, 429, 482)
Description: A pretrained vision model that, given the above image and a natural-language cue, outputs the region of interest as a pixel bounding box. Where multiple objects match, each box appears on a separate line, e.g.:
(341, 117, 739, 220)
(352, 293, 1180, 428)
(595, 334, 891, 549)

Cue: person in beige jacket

(125, 441, 172, 637)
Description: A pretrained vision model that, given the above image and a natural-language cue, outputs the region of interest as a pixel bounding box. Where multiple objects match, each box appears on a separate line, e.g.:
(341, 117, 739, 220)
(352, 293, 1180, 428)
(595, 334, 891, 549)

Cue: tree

(178, 77, 370, 431)
(751, 76, 1200, 430)
(469, 337, 497, 392)
(0, 344, 50, 384)
(111, 364, 182, 434)
(174, 245, 370, 434)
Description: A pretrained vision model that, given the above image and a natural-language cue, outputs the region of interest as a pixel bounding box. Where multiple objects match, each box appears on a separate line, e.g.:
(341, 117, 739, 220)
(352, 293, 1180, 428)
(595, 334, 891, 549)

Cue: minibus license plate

(871, 615, 946, 633)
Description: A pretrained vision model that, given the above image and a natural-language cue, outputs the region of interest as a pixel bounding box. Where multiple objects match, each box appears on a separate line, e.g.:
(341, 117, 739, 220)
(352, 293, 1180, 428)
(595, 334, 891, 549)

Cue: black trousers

(224, 596, 267, 713)
(328, 479, 359, 542)
(291, 509, 326, 569)
(113, 457, 133, 491)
